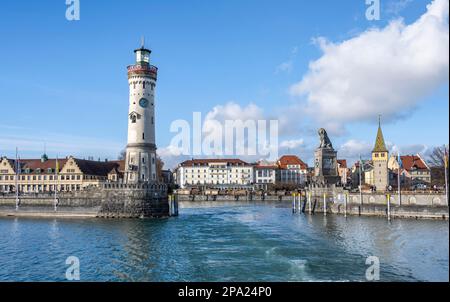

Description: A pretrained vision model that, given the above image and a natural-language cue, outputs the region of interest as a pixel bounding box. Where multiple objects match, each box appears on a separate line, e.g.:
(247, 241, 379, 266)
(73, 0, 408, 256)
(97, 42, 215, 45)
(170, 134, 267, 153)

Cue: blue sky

(0, 0, 448, 168)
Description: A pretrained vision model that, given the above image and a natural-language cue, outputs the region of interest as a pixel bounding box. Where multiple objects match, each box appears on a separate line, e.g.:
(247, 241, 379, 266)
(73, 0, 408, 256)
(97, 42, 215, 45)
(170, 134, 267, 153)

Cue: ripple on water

(0, 206, 448, 282)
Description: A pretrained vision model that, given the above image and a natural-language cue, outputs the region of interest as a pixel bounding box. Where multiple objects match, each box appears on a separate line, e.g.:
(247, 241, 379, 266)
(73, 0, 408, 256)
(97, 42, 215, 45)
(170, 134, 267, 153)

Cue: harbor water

(0, 202, 448, 281)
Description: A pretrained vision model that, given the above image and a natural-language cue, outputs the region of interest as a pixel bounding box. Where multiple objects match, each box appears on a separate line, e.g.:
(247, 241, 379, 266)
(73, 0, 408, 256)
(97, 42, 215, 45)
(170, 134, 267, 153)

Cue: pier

(292, 191, 448, 220)
(0, 184, 172, 219)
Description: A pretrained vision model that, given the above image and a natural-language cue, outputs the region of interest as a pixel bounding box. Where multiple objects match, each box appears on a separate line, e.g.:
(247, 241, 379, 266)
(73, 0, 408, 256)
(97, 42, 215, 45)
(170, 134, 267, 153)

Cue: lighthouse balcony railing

(100, 182, 167, 193)
(127, 64, 158, 73)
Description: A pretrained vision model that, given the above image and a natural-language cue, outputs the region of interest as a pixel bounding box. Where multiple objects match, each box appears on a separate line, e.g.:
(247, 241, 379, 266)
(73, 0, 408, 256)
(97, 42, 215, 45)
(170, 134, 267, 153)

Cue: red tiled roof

(17, 158, 69, 174)
(254, 164, 278, 169)
(337, 159, 347, 168)
(400, 155, 429, 172)
(180, 159, 250, 167)
(278, 155, 308, 169)
(109, 160, 125, 172)
(73, 159, 120, 176)
(7, 157, 123, 176)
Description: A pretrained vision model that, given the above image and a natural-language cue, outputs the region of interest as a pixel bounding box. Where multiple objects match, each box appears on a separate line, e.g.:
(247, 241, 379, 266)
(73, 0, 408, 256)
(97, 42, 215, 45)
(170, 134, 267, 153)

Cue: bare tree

(427, 145, 449, 167)
(156, 156, 164, 181)
(427, 145, 449, 187)
(118, 149, 126, 160)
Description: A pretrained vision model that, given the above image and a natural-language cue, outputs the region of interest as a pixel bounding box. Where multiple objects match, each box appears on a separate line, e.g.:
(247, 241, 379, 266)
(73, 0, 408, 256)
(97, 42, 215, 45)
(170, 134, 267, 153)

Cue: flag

(359, 156, 364, 172)
(398, 153, 403, 169)
(445, 150, 448, 169)
(56, 156, 59, 173)
(15, 147, 18, 173)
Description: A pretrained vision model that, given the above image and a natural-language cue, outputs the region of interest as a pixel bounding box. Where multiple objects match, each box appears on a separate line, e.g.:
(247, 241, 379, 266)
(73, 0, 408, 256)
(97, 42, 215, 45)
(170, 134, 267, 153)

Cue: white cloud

(390, 143, 429, 155)
(289, 0, 449, 133)
(157, 146, 190, 170)
(280, 139, 305, 150)
(275, 46, 299, 74)
(339, 139, 373, 158)
(202, 102, 265, 155)
(385, 0, 413, 15)
(203, 102, 264, 123)
(157, 145, 184, 157)
(276, 61, 294, 74)
(159, 102, 270, 168)
(338, 140, 432, 167)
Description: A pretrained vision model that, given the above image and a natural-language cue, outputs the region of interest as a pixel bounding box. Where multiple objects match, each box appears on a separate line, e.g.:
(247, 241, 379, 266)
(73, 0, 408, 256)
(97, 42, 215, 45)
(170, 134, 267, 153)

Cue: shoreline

(0, 211, 98, 219)
(1, 199, 448, 221)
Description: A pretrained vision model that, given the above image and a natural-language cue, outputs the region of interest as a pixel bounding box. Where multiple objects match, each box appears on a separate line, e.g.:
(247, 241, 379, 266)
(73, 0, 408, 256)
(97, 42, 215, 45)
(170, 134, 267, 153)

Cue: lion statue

(318, 128, 333, 149)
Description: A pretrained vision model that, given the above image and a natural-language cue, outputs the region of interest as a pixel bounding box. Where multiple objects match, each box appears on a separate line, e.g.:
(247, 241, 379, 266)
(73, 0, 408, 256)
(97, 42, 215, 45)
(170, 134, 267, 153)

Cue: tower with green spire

(372, 115, 389, 191)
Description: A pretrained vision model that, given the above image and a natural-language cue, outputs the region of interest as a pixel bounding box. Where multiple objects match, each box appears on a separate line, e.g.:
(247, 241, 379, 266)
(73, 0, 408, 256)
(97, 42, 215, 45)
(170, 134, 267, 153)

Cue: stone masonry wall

(0, 186, 169, 218)
(303, 192, 448, 220)
(175, 192, 448, 220)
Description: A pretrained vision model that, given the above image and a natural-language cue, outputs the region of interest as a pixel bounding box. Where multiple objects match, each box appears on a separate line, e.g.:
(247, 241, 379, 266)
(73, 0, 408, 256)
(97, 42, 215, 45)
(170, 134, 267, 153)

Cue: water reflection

(0, 204, 448, 282)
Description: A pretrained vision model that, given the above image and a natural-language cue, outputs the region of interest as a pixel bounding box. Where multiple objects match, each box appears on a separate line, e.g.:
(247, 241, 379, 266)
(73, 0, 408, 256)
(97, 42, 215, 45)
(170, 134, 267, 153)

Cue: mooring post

(344, 192, 348, 218)
(358, 193, 362, 216)
(292, 193, 296, 214)
(301, 191, 306, 213)
(387, 193, 391, 221)
(172, 194, 178, 216)
(308, 191, 312, 215)
(297, 194, 301, 213)
(169, 195, 173, 216)
(323, 193, 327, 216)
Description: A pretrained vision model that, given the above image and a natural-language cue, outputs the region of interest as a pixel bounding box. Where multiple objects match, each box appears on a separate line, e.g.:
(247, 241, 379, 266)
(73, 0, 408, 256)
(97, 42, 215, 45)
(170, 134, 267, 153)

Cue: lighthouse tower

(125, 42, 158, 183)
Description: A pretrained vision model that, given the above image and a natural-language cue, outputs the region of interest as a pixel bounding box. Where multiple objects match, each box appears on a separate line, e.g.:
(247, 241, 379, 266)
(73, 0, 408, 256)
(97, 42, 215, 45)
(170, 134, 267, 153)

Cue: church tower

(124, 42, 158, 183)
(372, 116, 389, 191)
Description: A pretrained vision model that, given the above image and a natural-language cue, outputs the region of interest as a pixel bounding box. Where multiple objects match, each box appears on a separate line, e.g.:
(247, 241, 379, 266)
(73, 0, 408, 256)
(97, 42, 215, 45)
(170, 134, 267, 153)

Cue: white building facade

(254, 165, 277, 190)
(276, 155, 308, 186)
(176, 159, 254, 189)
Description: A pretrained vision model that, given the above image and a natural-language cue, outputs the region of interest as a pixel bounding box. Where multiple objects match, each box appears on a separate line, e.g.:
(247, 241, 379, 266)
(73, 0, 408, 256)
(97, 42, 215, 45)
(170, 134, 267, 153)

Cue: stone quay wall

(175, 194, 294, 202)
(0, 184, 169, 218)
(176, 191, 448, 220)
(304, 191, 448, 220)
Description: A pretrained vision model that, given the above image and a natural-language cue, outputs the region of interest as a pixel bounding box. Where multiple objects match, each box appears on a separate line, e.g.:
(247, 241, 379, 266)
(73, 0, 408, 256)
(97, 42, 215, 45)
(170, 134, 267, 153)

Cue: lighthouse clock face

(139, 98, 149, 108)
